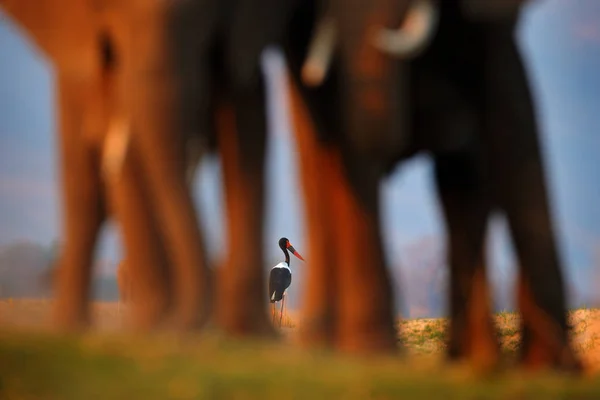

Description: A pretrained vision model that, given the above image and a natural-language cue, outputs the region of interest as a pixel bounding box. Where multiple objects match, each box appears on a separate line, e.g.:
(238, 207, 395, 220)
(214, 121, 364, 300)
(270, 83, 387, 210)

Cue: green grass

(1, 329, 599, 399)
(2, 303, 600, 399)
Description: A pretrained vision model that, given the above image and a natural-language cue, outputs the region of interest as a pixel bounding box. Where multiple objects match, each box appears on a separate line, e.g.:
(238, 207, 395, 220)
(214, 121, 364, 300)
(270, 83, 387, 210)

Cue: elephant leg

(433, 150, 499, 371)
(125, 11, 211, 330)
(500, 150, 579, 371)
(330, 152, 396, 354)
(484, 25, 581, 372)
(117, 260, 128, 303)
(104, 131, 172, 331)
(499, 142, 580, 371)
(52, 75, 106, 331)
(215, 81, 274, 337)
(287, 76, 336, 347)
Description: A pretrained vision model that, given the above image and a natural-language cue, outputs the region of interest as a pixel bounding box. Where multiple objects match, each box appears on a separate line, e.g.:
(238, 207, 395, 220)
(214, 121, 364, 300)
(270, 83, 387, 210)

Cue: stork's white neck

(272, 261, 291, 272)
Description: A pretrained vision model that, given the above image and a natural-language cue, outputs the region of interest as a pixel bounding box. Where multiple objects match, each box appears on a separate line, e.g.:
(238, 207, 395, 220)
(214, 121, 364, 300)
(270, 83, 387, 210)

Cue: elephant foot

(447, 267, 501, 373)
(519, 332, 583, 374)
(166, 296, 211, 332)
(296, 286, 336, 349)
(516, 276, 583, 374)
(52, 284, 92, 332)
(52, 302, 91, 333)
(446, 313, 501, 373)
(297, 312, 336, 349)
(169, 268, 213, 332)
(128, 296, 172, 332)
(446, 332, 501, 375)
(335, 321, 398, 354)
(215, 282, 278, 339)
(218, 310, 279, 339)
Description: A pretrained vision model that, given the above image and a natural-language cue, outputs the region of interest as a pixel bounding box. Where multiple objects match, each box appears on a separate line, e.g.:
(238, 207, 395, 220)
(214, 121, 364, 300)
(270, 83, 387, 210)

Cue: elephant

(281, 0, 436, 354)
(282, 0, 582, 371)
(0, 0, 208, 332)
(2, 0, 582, 373)
(0, 0, 299, 338)
(151, 0, 307, 336)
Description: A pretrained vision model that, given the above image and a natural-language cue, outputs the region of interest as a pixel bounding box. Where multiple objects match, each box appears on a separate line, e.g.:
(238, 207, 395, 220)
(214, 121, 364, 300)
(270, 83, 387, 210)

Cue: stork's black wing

(268, 267, 292, 303)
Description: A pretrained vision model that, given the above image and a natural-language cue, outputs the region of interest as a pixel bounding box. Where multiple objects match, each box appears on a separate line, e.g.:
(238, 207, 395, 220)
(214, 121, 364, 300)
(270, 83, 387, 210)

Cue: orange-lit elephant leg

(215, 97, 275, 337)
(125, 8, 211, 330)
(329, 152, 397, 354)
(105, 134, 172, 331)
(287, 77, 336, 347)
(517, 274, 581, 372)
(52, 75, 105, 331)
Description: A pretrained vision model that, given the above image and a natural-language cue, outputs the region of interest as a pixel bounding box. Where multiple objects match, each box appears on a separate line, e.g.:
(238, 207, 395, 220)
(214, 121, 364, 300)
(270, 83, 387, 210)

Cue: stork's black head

(278, 237, 289, 250)
(278, 237, 304, 261)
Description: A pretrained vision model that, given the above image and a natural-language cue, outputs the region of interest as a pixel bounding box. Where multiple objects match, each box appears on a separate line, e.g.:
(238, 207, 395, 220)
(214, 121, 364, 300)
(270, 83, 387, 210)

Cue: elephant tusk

(372, 0, 439, 58)
(101, 116, 131, 184)
(301, 15, 337, 87)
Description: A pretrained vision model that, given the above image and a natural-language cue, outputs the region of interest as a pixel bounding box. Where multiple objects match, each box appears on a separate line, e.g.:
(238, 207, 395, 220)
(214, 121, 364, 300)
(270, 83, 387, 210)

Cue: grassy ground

(398, 307, 600, 371)
(1, 299, 600, 399)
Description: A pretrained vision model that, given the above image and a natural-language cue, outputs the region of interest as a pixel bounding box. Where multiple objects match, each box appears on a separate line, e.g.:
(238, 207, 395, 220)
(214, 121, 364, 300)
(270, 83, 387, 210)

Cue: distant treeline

(1, 238, 597, 314)
(0, 240, 120, 301)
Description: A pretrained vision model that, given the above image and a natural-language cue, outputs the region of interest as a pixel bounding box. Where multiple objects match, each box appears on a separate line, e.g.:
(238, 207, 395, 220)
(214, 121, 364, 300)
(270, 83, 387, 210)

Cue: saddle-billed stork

(269, 237, 304, 326)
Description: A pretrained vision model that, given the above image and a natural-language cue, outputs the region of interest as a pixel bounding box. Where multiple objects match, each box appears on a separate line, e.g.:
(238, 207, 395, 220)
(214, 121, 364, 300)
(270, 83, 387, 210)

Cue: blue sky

(1, 0, 599, 306)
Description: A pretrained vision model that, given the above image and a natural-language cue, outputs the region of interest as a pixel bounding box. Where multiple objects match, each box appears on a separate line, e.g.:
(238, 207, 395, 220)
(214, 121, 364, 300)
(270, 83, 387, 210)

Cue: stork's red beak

(287, 242, 305, 261)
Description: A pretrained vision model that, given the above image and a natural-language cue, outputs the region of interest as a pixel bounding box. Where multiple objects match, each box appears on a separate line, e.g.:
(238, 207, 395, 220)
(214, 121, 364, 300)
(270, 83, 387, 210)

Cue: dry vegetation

(1, 299, 600, 398)
(397, 307, 600, 373)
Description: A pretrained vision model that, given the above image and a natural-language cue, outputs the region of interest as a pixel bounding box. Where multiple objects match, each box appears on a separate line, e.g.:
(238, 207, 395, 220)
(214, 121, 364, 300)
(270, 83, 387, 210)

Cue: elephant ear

(461, 0, 527, 21)
(228, 0, 299, 89)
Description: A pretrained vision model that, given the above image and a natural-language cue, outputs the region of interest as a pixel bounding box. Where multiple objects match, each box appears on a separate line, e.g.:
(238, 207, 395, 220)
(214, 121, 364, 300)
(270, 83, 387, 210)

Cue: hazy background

(1, 0, 599, 317)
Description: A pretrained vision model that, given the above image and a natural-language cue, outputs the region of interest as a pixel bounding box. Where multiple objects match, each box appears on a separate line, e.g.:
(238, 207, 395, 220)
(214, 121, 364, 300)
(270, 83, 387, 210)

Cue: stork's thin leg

(280, 293, 286, 328)
(271, 302, 276, 325)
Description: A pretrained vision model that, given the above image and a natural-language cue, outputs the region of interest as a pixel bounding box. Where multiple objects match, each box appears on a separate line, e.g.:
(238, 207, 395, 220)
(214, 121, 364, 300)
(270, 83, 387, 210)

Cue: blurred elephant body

(284, 0, 581, 371)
